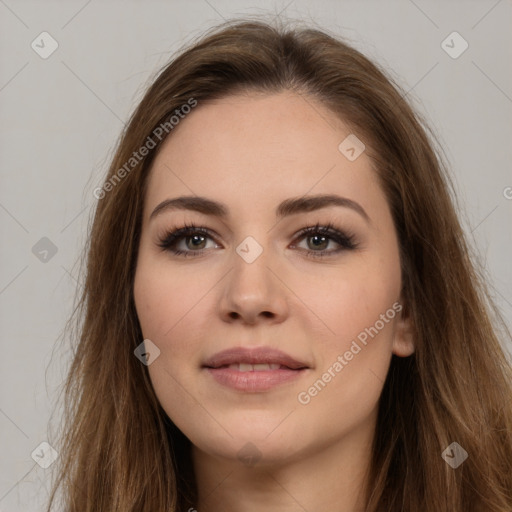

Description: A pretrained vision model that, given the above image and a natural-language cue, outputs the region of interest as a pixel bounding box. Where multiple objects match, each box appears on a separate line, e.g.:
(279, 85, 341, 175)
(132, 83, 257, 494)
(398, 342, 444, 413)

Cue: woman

(46, 17, 512, 512)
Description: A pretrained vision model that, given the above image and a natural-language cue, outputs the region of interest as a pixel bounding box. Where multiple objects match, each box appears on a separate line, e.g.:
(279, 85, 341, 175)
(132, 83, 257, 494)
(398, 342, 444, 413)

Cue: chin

(186, 415, 313, 467)
(196, 436, 307, 468)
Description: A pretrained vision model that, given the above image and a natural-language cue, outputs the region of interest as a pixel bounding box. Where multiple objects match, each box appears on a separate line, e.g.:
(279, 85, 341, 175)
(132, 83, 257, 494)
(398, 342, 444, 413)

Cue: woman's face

(133, 91, 413, 466)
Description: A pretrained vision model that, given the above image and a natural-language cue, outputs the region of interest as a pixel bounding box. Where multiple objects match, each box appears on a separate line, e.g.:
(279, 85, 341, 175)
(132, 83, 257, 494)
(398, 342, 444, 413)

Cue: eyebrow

(149, 194, 370, 224)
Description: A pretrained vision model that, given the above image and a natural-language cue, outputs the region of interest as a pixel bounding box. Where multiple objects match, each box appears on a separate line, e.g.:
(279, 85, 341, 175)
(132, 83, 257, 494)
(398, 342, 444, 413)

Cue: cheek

(134, 252, 207, 344)
(134, 258, 212, 430)
(291, 285, 399, 445)
(292, 258, 401, 357)
(133, 253, 216, 380)
(291, 252, 401, 414)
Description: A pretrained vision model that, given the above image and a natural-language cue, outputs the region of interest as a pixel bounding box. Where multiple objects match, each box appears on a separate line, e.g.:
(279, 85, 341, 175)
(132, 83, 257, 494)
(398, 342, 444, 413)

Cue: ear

(391, 299, 415, 357)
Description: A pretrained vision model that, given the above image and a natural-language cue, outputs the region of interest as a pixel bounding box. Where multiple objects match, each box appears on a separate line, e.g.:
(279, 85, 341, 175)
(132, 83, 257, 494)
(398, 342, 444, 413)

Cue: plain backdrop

(1, 1, 511, 510)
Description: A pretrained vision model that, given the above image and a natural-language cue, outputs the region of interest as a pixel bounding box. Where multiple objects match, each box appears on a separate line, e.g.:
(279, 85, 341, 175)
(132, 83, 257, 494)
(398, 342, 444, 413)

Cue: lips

(225, 363, 282, 371)
(203, 347, 310, 392)
(203, 347, 309, 370)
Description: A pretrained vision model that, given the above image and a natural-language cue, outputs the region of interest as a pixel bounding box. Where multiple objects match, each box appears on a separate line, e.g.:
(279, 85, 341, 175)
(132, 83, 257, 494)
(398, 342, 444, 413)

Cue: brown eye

(305, 234, 330, 251)
(157, 224, 218, 257)
(291, 222, 357, 258)
(158, 222, 357, 259)
(185, 234, 208, 250)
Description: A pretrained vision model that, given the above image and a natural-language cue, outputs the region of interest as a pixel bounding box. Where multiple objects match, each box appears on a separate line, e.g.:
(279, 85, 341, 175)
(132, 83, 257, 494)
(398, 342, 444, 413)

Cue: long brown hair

(46, 17, 512, 511)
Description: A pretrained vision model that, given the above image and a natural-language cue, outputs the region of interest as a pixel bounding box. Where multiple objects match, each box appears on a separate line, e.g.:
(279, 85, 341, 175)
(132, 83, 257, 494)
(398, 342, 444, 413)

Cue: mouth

(202, 347, 310, 392)
(215, 363, 293, 371)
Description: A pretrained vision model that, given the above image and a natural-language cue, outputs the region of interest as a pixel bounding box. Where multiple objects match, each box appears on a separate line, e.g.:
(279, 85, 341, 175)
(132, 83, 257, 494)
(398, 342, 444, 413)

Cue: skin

(133, 90, 414, 512)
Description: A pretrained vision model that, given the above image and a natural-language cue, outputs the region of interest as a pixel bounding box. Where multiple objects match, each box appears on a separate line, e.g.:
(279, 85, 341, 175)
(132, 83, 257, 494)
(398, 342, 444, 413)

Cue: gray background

(1, 1, 511, 510)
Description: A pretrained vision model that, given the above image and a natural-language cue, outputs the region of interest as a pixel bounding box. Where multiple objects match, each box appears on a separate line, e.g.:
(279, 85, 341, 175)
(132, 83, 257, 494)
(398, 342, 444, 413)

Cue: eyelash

(157, 221, 358, 259)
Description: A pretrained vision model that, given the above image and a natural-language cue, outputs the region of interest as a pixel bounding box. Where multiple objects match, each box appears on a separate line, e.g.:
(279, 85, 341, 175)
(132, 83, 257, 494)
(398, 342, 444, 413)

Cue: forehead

(144, 91, 382, 220)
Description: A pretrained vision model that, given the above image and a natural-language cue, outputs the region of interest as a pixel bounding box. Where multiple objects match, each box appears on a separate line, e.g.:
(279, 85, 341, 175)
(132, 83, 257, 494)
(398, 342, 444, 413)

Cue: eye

(157, 222, 219, 257)
(291, 222, 357, 258)
(157, 221, 358, 258)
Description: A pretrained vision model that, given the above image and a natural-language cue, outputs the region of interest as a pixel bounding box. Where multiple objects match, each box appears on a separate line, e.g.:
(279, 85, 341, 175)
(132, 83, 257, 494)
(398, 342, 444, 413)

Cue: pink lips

(203, 347, 309, 392)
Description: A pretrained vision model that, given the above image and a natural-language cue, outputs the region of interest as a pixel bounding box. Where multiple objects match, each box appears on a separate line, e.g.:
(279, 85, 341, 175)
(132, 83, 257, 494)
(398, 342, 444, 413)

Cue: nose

(218, 244, 289, 325)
